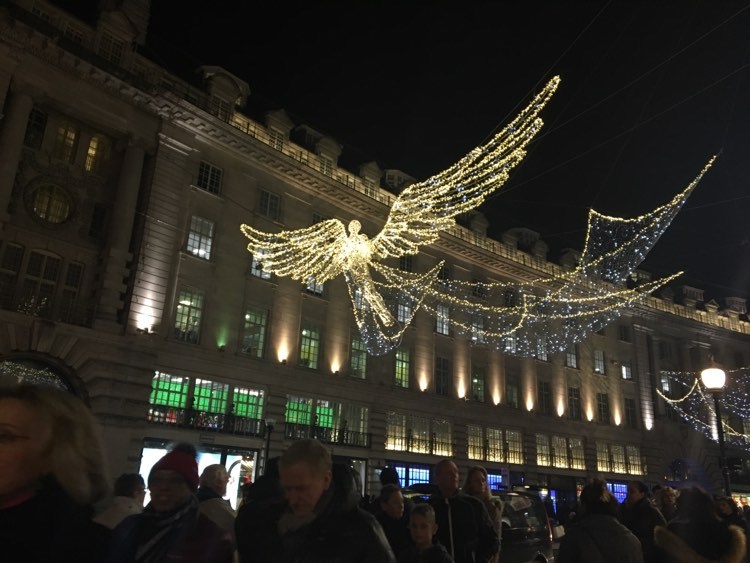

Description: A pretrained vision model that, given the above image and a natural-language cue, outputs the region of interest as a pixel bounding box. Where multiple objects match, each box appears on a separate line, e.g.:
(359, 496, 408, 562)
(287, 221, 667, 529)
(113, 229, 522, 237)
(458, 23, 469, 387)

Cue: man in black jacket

(620, 480, 667, 563)
(239, 438, 395, 563)
(428, 459, 499, 563)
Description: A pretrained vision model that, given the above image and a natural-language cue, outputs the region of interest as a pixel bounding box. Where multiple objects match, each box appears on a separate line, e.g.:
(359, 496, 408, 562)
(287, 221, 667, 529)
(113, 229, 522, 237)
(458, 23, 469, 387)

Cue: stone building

(1, 0, 749, 508)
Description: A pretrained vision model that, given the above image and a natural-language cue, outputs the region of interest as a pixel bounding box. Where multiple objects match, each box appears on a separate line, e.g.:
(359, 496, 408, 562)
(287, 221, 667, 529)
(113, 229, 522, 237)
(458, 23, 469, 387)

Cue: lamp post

(264, 418, 276, 475)
(701, 366, 731, 497)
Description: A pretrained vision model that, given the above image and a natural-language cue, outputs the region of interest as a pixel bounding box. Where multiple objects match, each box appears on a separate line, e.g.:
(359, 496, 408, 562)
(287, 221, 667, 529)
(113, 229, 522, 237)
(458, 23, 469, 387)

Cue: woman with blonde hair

(0, 383, 111, 562)
(463, 465, 504, 563)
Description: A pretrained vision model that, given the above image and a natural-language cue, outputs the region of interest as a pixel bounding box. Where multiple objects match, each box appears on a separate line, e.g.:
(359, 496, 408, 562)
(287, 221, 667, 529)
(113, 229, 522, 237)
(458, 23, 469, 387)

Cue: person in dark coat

(398, 503, 453, 563)
(620, 480, 666, 563)
(655, 486, 746, 563)
(717, 496, 749, 534)
(0, 384, 111, 563)
(108, 443, 233, 563)
(427, 460, 499, 563)
(377, 484, 412, 557)
(242, 438, 395, 563)
(557, 479, 643, 563)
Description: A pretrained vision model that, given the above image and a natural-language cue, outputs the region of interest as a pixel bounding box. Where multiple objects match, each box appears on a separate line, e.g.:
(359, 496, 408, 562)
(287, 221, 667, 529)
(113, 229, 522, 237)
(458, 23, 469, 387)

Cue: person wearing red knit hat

(108, 443, 233, 563)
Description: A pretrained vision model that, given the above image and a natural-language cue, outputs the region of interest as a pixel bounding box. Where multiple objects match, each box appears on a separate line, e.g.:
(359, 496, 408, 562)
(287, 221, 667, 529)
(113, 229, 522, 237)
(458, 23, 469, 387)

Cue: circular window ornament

(24, 179, 74, 226)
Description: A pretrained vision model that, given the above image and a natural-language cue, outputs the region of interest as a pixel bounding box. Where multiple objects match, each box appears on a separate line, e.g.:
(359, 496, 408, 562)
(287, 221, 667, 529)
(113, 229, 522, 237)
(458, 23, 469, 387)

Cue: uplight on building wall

(586, 408, 594, 422)
(526, 397, 534, 412)
(614, 412, 621, 426)
(419, 375, 428, 392)
(492, 390, 501, 406)
(556, 401, 565, 417)
(457, 381, 466, 399)
(330, 360, 340, 374)
(277, 343, 289, 364)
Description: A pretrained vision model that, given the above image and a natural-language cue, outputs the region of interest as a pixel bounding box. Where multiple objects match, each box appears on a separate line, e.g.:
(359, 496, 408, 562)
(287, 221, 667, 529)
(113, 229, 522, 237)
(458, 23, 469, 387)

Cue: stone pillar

(633, 324, 655, 430)
(95, 140, 146, 326)
(0, 89, 34, 223)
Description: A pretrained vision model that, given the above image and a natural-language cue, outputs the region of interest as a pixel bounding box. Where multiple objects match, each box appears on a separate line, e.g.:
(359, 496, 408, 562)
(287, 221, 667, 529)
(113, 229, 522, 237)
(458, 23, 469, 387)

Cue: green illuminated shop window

(193, 378, 228, 413)
(315, 401, 336, 428)
(285, 395, 312, 425)
(149, 371, 189, 408)
(232, 386, 264, 419)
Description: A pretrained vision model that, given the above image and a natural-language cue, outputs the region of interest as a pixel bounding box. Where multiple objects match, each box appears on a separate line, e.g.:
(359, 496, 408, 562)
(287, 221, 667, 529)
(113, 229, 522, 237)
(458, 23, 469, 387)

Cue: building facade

(1, 0, 749, 509)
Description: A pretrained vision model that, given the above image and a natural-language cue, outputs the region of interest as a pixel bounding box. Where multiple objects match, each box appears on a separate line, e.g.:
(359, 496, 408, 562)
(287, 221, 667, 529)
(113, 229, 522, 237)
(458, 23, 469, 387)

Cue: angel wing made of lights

(241, 76, 561, 346)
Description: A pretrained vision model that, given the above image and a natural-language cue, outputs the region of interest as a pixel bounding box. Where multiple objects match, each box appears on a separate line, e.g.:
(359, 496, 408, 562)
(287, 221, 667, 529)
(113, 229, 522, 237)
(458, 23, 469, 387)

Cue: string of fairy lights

(658, 368, 750, 448)
(241, 74, 716, 357)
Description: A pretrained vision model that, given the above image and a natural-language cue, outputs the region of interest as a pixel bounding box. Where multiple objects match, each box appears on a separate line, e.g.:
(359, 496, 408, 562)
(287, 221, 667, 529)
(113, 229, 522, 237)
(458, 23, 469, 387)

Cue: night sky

(139, 1, 750, 301)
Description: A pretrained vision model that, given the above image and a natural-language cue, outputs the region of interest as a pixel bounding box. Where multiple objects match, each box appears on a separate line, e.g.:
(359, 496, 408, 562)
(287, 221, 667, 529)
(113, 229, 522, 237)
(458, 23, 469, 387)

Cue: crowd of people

(1, 382, 749, 563)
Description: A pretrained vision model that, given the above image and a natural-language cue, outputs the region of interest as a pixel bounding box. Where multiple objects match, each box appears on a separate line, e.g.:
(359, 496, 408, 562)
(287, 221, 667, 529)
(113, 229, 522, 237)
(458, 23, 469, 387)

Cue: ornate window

(27, 183, 73, 225)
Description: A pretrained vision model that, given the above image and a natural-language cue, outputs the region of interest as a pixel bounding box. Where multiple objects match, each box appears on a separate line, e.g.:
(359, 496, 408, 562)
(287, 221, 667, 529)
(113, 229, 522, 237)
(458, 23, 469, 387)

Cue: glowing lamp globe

(700, 367, 726, 391)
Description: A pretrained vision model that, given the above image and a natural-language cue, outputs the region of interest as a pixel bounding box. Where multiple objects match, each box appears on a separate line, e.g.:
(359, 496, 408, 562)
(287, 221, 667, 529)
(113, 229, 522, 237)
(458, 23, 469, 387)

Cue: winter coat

(655, 521, 747, 563)
(397, 542, 454, 563)
(557, 513, 643, 563)
(428, 490, 499, 563)
(196, 487, 236, 547)
(621, 497, 667, 563)
(238, 462, 395, 563)
(0, 478, 110, 563)
(94, 496, 144, 530)
(377, 511, 412, 557)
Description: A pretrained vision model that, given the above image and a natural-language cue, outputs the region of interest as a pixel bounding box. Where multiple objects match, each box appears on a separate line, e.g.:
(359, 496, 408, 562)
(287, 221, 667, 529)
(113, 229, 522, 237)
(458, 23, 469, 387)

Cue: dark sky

(140, 1, 750, 302)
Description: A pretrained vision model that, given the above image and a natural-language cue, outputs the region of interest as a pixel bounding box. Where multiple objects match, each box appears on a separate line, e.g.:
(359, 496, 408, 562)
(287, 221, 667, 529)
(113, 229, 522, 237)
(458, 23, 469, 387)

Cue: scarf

(134, 495, 199, 563)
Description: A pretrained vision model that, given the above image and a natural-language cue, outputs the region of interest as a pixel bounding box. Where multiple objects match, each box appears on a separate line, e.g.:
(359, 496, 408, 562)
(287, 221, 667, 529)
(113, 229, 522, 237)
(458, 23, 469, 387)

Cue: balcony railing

(146, 405, 264, 437)
(284, 422, 371, 448)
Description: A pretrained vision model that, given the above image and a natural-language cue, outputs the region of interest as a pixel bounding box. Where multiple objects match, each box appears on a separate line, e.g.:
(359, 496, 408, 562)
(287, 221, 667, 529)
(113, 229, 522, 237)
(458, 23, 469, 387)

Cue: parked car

(402, 485, 554, 563)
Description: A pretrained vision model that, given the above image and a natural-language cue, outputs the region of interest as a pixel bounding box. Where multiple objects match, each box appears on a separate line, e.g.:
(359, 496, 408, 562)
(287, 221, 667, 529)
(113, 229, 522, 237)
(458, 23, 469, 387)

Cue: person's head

(676, 487, 719, 521)
(379, 483, 405, 519)
(278, 439, 332, 516)
(654, 486, 677, 511)
(717, 496, 738, 516)
(409, 503, 438, 549)
(379, 466, 400, 487)
(463, 466, 490, 499)
(0, 384, 109, 506)
(148, 443, 199, 513)
(626, 480, 649, 505)
(200, 464, 229, 497)
(113, 473, 146, 507)
(579, 479, 619, 516)
(434, 459, 459, 497)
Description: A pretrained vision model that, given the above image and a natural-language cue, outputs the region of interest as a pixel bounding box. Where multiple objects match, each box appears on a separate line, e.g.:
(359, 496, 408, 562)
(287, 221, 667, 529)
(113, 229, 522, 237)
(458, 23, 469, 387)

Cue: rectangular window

(432, 419, 453, 456)
(471, 367, 486, 402)
(567, 387, 581, 420)
(305, 276, 324, 296)
(147, 371, 189, 425)
(58, 262, 83, 323)
(285, 395, 312, 425)
(350, 337, 367, 379)
(52, 121, 78, 163)
(232, 387, 264, 419)
(299, 324, 320, 369)
(626, 445, 643, 475)
(319, 155, 333, 176)
(506, 375, 519, 408)
(537, 380, 552, 415)
(20, 251, 59, 318)
(399, 256, 413, 272)
(594, 350, 605, 374)
(397, 301, 412, 323)
(99, 31, 125, 64)
(597, 393, 610, 424)
(193, 378, 229, 416)
(536, 433, 551, 467)
(596, 442, 610, 472)
(242, 307, 267, 358)
(435, 356, 451, 396)
(259, 190, 280, 220)
(174, 288, 203, 343)
(438, 264, 451, 283)
(552, 435, 569, 468)
(565, 345, 578, 369)
(250, 252, 272, 280)
(467, 424, 484, 460)
(472, 280, 488, 300)
(625, 398, 638, 429)
(487, 428, 504, 462)
(504, 335, 517, 354)
(210, 97, 232, 122)
(506, 429, 524, 464)
(268, 129, 284, 151)
(611, 444, 627, 473)
(314, 400, 337, 430)
(569, 437, 586, 470)
(621, 362, 633, 380)
(84, 136, 109, 174)
(660, 373, 672, 394)
(536, 337, 548, 362)
(197, 161, 223, 194)
(619, 325, 631, 342)
(186, 216, 214, 259)
(436, 304, 450, 335)
(486, 473, 504, 490)
(385, 412, 407, 451)
(24, 108, 47, 149)
(409, 415, 431, 454)
(395, 348, 410, 388)
(363, 178, 376, 198)
(470, 316, 485, 344)
(0, 243, 23, 309)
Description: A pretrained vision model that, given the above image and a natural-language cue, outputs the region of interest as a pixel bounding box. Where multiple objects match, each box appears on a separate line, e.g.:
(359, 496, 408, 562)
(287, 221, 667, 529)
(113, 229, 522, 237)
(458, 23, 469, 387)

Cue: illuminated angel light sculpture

(242, 77, 560, 354)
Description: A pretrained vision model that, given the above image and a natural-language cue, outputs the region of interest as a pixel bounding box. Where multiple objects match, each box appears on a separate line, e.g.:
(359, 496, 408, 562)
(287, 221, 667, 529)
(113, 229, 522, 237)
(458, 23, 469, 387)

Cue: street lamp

(701, 366, 731, 496)
(264, 418, 276, 475)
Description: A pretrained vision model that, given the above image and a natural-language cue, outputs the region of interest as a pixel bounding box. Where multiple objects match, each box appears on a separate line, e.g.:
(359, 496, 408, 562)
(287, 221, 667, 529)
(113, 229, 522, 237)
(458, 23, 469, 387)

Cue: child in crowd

(398, 503, 453, 563)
